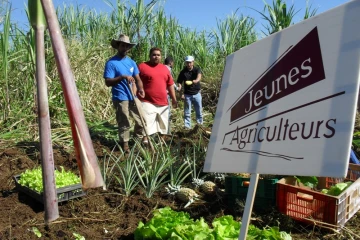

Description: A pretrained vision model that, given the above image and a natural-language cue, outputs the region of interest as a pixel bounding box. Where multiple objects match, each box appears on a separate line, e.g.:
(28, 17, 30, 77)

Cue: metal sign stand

(238, 174, 259, 240)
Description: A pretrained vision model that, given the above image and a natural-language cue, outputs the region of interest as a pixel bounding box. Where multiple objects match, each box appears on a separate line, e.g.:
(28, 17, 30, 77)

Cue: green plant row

(102, 137, 208, 198)
(134, 207, 292, 240)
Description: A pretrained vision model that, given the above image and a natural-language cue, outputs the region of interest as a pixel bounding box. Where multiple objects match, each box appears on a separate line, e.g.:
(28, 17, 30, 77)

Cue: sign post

(239, 174, 259, 240)
(204, 1, 360, 239)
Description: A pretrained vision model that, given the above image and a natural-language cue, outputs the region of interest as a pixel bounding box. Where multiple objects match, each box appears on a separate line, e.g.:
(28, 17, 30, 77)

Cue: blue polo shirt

(103, 56, 139, 101)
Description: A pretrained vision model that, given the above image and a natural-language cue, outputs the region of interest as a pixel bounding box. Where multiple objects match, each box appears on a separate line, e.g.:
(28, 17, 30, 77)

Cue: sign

(204, 1, 360, 177)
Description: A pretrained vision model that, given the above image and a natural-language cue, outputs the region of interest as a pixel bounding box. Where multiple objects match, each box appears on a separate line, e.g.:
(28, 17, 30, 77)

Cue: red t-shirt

(138, 62, 174, 106)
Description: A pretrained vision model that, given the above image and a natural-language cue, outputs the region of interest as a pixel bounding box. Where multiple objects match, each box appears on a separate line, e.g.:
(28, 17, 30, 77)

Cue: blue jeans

(184, 92, 203, 128)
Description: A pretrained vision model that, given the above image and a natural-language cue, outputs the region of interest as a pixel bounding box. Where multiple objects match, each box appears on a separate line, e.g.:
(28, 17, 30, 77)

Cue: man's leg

(167, 94, 171, 135)
(113, 100, 131, 152)
(184, 94, 192, 129)
(193, 92, 203, 125)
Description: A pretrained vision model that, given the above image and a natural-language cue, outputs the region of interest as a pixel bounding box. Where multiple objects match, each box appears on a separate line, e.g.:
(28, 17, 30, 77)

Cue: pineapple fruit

(200, 181, 217, 194)
(175, 187, 198, 203)
(165, 184, 199, 208)
(192, 178, 218, 195)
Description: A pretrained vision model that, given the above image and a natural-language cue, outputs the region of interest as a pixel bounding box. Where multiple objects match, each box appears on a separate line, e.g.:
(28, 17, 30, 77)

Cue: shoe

(142, 136, 149, 145)
(121, 142, 130, 154)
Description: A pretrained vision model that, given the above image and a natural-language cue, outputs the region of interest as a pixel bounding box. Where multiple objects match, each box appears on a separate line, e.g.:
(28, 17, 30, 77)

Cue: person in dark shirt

(177, 55, 203, 129)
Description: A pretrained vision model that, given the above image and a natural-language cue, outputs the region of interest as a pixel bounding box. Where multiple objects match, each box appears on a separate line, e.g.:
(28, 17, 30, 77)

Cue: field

(1, 0, 360, 239)
(1, 134, 360, 239)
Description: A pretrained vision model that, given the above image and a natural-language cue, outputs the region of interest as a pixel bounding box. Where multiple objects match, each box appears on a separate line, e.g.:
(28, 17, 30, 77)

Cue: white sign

(204, 1, 360, 177)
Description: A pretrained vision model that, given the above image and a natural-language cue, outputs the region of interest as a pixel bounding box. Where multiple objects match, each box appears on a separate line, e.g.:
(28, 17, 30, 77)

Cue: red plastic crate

(276, 164, 360, 228)
(322, 163, 360, 188)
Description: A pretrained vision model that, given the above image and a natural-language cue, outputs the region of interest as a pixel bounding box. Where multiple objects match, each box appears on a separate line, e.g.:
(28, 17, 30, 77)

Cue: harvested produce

(321, 182, 353, 196)
(200, 181, 217, 194)
(18, 167, 81, 193)
(192, 178, 218, 194)
(175, 187, 198, 203)
(165, 184, 199, 208)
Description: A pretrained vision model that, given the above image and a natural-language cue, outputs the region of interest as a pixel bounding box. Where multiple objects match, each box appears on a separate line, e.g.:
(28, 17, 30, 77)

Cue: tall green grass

(0, 0, 317, 143)
(1, 4, 11, 121)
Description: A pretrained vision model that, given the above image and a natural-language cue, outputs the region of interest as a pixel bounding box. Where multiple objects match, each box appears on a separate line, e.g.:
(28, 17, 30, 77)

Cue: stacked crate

(225, 176, 279, 210)
(276, 163, 360, 228)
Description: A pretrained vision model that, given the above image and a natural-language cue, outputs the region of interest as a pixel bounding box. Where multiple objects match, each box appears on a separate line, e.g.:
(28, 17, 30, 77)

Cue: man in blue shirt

(103, 34, 147, 153)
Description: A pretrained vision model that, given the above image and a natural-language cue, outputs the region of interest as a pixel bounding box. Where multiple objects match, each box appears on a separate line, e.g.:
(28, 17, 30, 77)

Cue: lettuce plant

(134, 207, 292, 240)
(18, 167, 81, 193)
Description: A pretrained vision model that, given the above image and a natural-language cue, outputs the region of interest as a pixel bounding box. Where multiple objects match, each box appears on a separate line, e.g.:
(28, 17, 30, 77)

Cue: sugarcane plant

(39, 0, 104, 189)
(0, 3, 10, 122)
(252, 0, 298, 36)
(28, 0, 59, 223)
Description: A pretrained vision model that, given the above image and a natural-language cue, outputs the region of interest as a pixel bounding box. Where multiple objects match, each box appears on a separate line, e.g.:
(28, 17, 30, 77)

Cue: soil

(0, 139, 359, 240)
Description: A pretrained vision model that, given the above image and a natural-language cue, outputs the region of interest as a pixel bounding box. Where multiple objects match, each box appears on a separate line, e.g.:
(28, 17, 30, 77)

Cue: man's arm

(192, 69, 202, 84)
(134, 74, 145, 98)
(176, 72, 183, 91)
(168, 84, 178, 108)
(131, 83, 137, 95)
(105, 75, 134, 87)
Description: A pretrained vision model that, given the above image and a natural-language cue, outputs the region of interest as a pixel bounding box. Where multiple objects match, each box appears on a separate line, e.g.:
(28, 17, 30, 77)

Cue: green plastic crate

(227, 194, 276, 210)
(225, 176, 279, 210)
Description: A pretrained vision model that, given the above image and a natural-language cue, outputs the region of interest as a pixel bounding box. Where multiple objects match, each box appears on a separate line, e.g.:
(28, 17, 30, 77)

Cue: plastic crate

(225, 176, 279, 210)
(276, 164, 360, 228)
(225, 176, 278, 197)
(13, 174, 85, 204)
(227, 194, 276, 210)
(321, 163, 360, 188)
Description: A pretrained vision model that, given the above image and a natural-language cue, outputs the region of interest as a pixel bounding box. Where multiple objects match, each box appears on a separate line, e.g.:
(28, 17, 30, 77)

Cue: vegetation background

(0, 0, 320, 147)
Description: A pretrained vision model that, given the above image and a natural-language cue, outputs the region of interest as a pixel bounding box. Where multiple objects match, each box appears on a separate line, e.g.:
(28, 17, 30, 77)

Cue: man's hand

(172, 100, 178, 109)
(192, 79, 199, 84)
(177, 84, 182, 91)
(138, 88, 145, 98)
(123, 75, 135, 83)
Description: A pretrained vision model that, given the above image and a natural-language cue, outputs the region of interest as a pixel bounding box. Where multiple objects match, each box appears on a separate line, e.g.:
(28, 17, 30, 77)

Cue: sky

(8, 0, 350, 33)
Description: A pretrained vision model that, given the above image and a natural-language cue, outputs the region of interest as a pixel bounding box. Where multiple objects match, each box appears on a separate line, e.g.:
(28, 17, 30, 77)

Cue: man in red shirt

(138, 47, 178, 136)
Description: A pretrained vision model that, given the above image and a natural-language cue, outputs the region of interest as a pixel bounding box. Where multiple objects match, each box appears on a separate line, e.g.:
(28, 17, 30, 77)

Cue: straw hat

(111, 34, 136, 49)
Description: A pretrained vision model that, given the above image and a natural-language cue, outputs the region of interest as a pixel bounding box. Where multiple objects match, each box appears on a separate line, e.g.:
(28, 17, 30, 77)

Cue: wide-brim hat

(111, 34, 136, 49)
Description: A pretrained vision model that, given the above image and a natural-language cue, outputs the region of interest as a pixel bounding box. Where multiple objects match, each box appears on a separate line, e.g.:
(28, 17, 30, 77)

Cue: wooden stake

(29, 0, 59, 223)
(40, 0, 104, 189)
